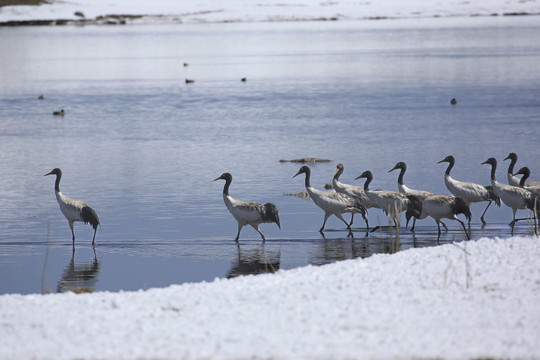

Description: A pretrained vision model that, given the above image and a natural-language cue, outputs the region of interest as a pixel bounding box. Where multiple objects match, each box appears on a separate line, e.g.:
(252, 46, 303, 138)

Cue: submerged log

(279, 157, 331, 163)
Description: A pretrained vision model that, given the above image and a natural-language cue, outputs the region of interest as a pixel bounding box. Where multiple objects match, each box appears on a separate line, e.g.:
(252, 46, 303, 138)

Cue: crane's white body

(223, 194, 270, 240)
(443, 175, 491, 204)
(420, 195, 470, 240)
(55, 191, 92, 230)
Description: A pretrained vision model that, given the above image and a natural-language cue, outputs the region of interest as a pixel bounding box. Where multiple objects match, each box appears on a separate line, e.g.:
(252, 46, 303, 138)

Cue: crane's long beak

(354, 175, 364, 180)
(436, 159, 446, 164)
(480, 160, 489, 165)
(44, 171, 53, 176)
(213, 177, 221, 181)
(292, 171, 301, 179)
(388, 165, 398, 173)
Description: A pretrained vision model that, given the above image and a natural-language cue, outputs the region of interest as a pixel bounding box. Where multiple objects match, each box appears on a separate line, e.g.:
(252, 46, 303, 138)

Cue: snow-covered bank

(1, 236, 539, 359)
(1, 0, 540, 25)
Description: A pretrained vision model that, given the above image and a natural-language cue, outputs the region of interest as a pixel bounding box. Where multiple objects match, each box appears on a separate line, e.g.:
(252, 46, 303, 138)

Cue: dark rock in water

(185, 79, 195, 84)
(279, 157, 331, 163)
(38, 94, 44, 99)
(74, 11, 85, 18)
(53, 109, 64, 116)
(451, 98, 457, 105)
(284, 191, 310, 199)
(241, 77, 247, 82)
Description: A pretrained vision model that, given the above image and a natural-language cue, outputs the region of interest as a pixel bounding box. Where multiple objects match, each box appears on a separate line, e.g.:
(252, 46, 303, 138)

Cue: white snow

(1, 0, 540, 23)
(1, 236, 539, 359)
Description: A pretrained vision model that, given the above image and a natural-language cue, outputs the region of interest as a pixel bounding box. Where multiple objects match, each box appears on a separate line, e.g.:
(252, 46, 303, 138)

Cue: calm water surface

(1, 17, 539, 294)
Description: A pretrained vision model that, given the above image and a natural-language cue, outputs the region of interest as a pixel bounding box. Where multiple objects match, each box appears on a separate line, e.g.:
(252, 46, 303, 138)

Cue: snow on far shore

(1, 236, 539, 359)
(1, 0, 540, 24)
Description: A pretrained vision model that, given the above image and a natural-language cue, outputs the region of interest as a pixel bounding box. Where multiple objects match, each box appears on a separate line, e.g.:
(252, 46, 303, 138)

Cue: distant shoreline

(0, 0, 48, 6)
(1, 0, 539, 27)
(1, 11, 539, 27)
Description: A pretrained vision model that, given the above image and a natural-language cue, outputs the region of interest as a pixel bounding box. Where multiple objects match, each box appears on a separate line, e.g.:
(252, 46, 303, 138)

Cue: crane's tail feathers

(485, 185, 501, 207)
(81, 206, 100, 230)
(453, 197, 472, 221)
(406, 195, 422, 220)
(263, 203, 281, 229)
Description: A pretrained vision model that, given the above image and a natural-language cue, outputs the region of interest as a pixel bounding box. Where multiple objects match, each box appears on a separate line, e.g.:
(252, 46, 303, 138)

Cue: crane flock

(45, 153, 539, 245)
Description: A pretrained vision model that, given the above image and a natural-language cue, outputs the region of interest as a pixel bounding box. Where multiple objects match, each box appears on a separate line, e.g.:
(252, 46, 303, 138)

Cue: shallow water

(1, 16, 539, 294)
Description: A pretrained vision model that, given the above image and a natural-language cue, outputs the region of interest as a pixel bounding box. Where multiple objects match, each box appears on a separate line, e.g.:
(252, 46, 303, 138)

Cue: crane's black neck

(397, 166, 405, 185)
(363, 173, 373, 191)
(488, 161, 497, 182)
(303, 168, 312, 188)
(54, 173, 61, 193)
(222, 176, 232, 196)
(333, 167, 343, 181)
(444, 158, 455, 176)
(507, 156, 517, 175)
(519, 169, 530, 187)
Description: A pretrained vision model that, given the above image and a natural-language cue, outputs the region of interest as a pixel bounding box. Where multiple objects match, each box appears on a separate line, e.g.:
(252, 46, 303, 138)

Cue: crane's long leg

(69, 221, 75, 244)
(349, 213, 354, 226)
(509, 209, 518, 235)
(361, 213, 369, 236)
(441, 221, 449, 231)
(436, 220, 441, 243)
(235, 223, 243, 243)
(320, 213, 331, 233)
(92, 228, 97, 245)
(251, 224, 266, 243)
(335, 213, 354, 237)
(410, 218, 417, 232)
(480, 201, 492, 225)
(456, 219, 470, 240)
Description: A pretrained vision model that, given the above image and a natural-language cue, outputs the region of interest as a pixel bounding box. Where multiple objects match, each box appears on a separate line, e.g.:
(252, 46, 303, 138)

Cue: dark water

(1, 17, 539, 295)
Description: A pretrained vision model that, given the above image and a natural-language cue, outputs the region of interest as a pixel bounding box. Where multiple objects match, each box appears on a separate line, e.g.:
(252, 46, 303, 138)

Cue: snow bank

(1, 236, 539, 359)
(1, 0, 540, 24)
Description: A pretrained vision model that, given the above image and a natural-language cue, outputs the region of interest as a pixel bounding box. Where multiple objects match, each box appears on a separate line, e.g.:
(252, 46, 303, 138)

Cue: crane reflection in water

(57, 247, 100, 293)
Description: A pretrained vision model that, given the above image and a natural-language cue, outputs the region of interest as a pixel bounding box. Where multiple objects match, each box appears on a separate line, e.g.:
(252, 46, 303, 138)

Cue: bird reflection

(57, 247, 100, 293)
(226, 245, 280, 278)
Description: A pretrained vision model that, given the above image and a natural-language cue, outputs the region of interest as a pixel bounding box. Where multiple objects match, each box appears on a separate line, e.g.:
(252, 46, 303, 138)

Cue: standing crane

(214, 172, 280, 243)
(45, 168, 100, 245)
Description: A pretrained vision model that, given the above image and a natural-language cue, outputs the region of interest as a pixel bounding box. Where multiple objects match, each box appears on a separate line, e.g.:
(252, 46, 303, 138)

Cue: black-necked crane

(45, 168, 100, 245)
(503, 153, 540, 187)
(388, 161, 447, 232)
(293, 165, 365, 236)
(420, 195, 471, 241)
(354, 170, 422, 230)
(481, 158, 539, 234)
(333, 163, 375, 234)
(438, 155, 500, 226)
(514, 167, 540, 197)
(214, 172, 280, 243)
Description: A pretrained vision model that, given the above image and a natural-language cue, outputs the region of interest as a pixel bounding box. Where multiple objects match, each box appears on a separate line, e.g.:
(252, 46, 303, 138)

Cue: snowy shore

(1, 0, 540, 25)
(1, 236, 539, 359)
